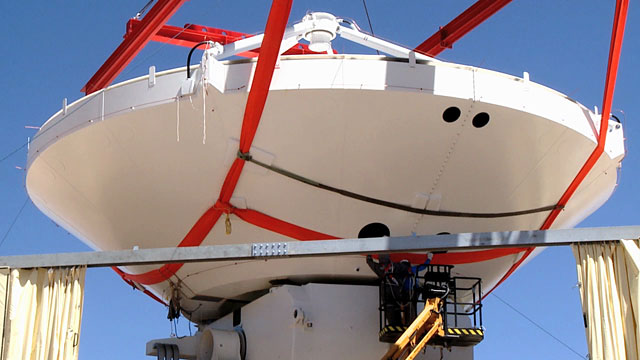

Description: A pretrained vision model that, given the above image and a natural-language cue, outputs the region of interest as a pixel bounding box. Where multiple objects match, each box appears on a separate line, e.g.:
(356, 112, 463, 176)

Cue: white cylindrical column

(197, 328, 243, 360)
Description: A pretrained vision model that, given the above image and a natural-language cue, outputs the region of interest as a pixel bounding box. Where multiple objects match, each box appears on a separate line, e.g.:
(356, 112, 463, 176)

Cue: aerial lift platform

(377, 262, 483, 359)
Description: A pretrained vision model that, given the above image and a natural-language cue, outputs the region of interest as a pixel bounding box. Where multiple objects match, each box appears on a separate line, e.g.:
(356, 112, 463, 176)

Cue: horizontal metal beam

(1, 226, 638, 269)
(414, 0, 512, 57)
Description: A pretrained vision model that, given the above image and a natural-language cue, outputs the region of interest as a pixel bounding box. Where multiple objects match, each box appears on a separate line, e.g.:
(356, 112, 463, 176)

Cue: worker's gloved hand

(379, 254, 391, 265)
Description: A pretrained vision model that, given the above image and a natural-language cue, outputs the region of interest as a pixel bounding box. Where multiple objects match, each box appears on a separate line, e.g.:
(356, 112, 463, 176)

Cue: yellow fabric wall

(0, 267, 85, 360)
(573, 240, 640, 360)
(0, 268, 9, 358)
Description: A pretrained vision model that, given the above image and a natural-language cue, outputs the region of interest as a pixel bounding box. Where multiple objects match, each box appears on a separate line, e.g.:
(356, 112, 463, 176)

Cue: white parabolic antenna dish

(25, 14, 624, 321)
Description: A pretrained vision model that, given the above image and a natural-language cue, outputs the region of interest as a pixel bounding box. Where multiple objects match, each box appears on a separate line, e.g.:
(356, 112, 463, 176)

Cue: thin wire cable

(361, 0, 379, 55)
(0, 143, 27, 164)
(135, 0, 155, 19)
(1, 16, 192, 167)
(0, 25, 192, 167)
(0, 197, 29, 250)
(491, 293, 587, 359)
(119, 25, 189, 79)
(0, 90, 99, 167)
(1, 91, 179, 168)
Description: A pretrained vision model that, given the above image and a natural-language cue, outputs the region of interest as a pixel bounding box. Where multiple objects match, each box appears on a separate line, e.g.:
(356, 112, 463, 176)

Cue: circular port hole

(358, 223, 390, 238)
(442, 107, 461, 123)
(472, 112, 490, 128)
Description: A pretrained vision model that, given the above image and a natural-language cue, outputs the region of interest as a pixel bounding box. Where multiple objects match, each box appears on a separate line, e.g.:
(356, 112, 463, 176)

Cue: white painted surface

(25, 56, 624, 321)
(208, 283, 472, 360)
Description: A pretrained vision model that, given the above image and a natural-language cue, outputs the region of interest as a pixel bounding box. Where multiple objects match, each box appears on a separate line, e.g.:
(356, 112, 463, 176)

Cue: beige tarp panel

(573, 240, 640, 360)
(0, 268, 10, 359)
(0, 267, 86, 360)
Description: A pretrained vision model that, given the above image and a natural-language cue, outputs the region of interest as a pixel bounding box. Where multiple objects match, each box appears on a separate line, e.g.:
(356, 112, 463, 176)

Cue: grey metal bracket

(252, 242, 288, 257)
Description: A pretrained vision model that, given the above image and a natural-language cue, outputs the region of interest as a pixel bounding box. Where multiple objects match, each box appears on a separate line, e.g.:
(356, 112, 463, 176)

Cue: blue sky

(1, 1, 638, 359)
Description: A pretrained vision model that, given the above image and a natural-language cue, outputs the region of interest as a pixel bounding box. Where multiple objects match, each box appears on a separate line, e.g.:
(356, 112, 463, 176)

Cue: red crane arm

(414, 0, 512, 57)
(130, 19, 251, 48)
(127, 19, 261, 58)
(126, 18, 334, 57)
(84, 2, 335, 96)
(82, 0, 187, 95)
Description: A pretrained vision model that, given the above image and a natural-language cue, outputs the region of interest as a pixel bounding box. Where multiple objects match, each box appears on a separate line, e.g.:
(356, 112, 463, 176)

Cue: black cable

(362, 0, 375, 35)
(361, 0, 380, 55)
(187, 41, 212, 79)
(0, 143, 27, 165)
(610, 114, 621, 123)
(0, 197, 29, 250)
(491, 293, 587, 359)
(238, 151, 562, 219)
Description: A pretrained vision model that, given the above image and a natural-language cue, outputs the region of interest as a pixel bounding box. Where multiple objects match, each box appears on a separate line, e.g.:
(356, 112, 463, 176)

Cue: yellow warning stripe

(446, 328, 484, 337)
(382, 326, 485, 338)
(379, 326, 408, 336)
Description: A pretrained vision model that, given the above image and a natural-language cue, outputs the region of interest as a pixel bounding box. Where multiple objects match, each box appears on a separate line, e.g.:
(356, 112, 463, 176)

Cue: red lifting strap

(115, 0, 628, 299)
(116, 205, 225, 284)
(485, 0, 630, 298)
(235, 207, 527, 264)
(115, 0, 294, 286)
(112, 267, 168, 306)
(234, 208, 339, 241)
(115, 0, 535, 286)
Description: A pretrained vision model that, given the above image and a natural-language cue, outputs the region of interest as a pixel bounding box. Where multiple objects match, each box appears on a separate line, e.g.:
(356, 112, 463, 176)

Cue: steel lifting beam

(126, 19, 330, 56)
(0, 226, 638, 269)
(82, 0, 187, 95)
(128, 19, 252, 49)
(414, 0, 512, 57)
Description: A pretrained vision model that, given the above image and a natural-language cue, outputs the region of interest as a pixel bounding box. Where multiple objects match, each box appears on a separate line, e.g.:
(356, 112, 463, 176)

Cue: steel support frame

(126, 19, 328, 56)
(82, 0, 187, 94)
(83, 0, 505, 95)
(1, 226, 638, 269)
(414, 0, 512, 56)
(83, 2, 332, 95)
(127, 18, 252, 49)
